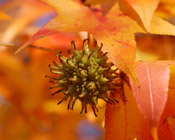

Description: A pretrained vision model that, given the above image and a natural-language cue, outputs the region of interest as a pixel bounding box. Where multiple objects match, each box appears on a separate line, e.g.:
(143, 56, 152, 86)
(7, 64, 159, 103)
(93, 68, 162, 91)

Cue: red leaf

(164, 65, 175, 117)
(158, 117, 175, 140)
(130, 61, 170, 125)
(157, 65, 175, 139)
(105, 83, 152, 140)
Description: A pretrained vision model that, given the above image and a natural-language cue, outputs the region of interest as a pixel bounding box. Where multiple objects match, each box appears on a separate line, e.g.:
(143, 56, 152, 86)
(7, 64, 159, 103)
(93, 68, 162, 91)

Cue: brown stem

(0, 43, 60, 53)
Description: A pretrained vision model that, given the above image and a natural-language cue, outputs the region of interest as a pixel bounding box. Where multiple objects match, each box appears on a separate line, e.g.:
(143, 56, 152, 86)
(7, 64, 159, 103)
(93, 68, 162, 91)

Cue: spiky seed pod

(49, 39, 119, 116)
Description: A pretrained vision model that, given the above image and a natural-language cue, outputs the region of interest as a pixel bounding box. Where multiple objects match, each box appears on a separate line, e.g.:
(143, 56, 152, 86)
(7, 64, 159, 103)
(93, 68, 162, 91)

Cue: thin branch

(0, 43, 60, 53)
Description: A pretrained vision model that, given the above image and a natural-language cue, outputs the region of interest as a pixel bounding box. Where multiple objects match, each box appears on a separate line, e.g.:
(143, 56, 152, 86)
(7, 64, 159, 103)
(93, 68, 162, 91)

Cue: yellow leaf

(125, 0, 160, 32)
(150, 16, 175, 35)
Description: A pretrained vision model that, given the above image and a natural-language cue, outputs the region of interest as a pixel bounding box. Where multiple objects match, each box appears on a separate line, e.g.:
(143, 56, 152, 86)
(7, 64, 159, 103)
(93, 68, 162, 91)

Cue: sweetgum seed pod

(49, 39, 119, 116)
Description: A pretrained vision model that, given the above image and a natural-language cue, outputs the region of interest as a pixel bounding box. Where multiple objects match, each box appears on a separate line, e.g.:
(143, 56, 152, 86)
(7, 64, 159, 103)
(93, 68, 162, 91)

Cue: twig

(0, 43, 60, 53)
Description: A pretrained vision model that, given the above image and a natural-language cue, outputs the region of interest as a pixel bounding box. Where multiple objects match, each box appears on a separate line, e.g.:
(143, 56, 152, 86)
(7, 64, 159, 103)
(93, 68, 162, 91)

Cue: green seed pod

(49, 39, 119, 116)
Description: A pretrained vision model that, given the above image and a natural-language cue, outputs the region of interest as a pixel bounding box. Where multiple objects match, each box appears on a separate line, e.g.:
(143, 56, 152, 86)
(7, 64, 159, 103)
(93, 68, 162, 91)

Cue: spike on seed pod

(49, 39, 119, 116)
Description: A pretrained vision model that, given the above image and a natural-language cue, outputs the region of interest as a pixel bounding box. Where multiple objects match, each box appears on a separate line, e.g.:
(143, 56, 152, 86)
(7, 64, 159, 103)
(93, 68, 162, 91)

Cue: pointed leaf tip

(130, 61, 170, 125)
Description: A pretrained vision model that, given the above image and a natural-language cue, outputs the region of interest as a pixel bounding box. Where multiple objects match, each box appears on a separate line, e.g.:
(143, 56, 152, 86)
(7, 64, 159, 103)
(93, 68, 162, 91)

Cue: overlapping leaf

(16, 0, 175, 83)
(150, 16, 175, 35)
(124, 0, 160, 32)
(119, 0, 175, 36)
(158, 65, 175, 140)
(165, 65, 175, 117)
(16, 0, 145, 82)
(105, 83, 153, 140)
(130, 61, 170, 126)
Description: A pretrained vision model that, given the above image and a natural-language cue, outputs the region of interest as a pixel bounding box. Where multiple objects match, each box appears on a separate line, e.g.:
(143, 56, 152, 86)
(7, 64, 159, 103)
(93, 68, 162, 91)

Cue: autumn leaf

(105, 83, 153, 140)
(1, 0, 175, 139)
(167, 117, 175, 138)
(150, 16, 175, 35)
(158, 117, 175, 140)
(164, 65, 175, 117)
(33, 33, 83, 51)
(14, 0, 99, 52)
(119, 0, 175, 36)
(124, 0, 160, 32)
(130, 61, 170, 126)
(158, 64, 175, 139)
(15, 0, 175, 85)
(15, 0, 145, 83)
(105, 64, 175, 139)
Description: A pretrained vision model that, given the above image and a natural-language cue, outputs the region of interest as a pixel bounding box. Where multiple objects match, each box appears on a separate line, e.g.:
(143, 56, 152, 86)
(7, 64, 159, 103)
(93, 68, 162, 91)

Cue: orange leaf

(125, 0, 160, 32)
(165, 65, 175, 117)
(15, 0, 144, 83)
(167, 117, 175, 138)
(105, 83, 152, 140)
(130, 61, 170, 126)
(158, 65, 175, 140)
(158, 117, 175, 140)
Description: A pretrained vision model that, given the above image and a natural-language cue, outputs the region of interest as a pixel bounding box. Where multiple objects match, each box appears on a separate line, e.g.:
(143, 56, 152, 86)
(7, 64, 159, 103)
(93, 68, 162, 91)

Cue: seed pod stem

(52, 89, 63, 96)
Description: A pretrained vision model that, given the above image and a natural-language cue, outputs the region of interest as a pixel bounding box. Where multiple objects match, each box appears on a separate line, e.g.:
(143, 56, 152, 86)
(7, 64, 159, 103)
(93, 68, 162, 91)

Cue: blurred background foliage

(0, 0, 105, 140)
